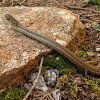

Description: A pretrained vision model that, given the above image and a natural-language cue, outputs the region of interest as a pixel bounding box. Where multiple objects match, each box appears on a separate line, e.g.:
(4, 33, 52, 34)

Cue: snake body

(5, 14, 100, 76)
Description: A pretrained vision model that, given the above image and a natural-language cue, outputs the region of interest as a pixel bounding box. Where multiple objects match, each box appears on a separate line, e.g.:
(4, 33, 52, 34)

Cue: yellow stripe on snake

(5, 14, 100, 76)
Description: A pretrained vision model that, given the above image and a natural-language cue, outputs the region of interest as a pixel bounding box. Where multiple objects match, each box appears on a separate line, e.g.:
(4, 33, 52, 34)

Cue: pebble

(30, 72, 48, 92)
(52, 89, 61, 100)
(56, 57, 60, 60)
(45, 69, 59, 87)
(96, 48, 100, 52)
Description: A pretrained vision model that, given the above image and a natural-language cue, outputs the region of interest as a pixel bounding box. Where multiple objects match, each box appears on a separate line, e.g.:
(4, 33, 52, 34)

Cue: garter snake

(5, 14, 100, 76)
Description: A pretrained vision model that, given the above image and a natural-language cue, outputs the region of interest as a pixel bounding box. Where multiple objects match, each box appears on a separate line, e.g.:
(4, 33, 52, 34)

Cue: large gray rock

(0, 7, 86, 89)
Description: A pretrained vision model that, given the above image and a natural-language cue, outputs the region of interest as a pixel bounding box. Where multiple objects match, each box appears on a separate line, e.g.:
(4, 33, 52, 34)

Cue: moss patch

(43, 52, 77, 73)
(0, 86, 27, 100)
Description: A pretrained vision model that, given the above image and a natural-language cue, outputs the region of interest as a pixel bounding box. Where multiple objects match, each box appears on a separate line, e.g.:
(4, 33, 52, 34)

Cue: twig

(80, 18, 92, 23)
(23, 57, 44, 100)
(64, 4, 100, 14)
(20, 0, 27, 4)
(48, 94, 54, 100)
(83, 14, 100, 17)
(81, 3, 89, 8)
(41, 93, 51, 100)
(86, 26, 100, 32)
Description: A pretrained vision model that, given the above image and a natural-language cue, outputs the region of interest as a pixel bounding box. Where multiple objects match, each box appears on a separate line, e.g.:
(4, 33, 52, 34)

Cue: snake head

(5, 14, 20, 28)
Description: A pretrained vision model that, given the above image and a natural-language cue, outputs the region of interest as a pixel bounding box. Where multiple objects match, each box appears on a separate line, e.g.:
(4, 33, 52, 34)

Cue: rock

(52, 89, 61, 100)
(31, 72, 48, 92)
(45, 69, 59, 87)
(0, 7, 86, 89)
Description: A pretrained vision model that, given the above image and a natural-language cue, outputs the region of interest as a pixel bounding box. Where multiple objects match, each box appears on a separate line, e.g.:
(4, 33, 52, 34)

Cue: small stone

(45, 69, 59, 87)
(49, 55, 52, 57)
(31, 72, 48, 92)
(56, 57, 60, 60)
(52, 89, 61, 100)
(24, 83, 32, 90)
(96, 48, 100, 52)
(85, 23, 91, 28)
(97, 53, 100, 57)
(86, 51, 95, 56)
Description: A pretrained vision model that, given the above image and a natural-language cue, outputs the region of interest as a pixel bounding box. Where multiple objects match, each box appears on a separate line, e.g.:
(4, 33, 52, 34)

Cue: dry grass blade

(64, 4, 100, 14)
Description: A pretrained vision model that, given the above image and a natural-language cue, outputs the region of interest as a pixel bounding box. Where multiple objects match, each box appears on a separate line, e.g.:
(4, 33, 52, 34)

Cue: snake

(5, 14, 100, 76)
